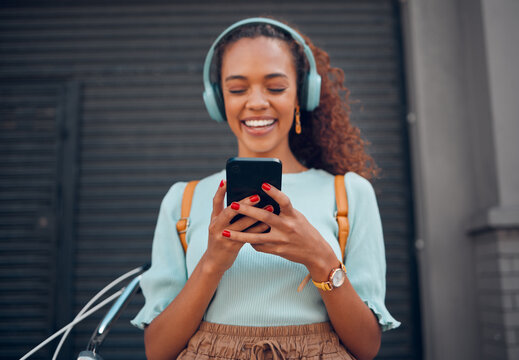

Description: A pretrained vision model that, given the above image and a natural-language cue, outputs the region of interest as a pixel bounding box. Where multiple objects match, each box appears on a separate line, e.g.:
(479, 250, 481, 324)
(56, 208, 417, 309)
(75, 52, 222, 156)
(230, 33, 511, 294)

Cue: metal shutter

(0, 1, 420, 359)
(0, 84, 58, 360)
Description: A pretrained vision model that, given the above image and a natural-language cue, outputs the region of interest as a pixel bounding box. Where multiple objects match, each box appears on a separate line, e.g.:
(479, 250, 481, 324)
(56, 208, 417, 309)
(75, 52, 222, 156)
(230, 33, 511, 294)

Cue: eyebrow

(224, 73, 288, 82)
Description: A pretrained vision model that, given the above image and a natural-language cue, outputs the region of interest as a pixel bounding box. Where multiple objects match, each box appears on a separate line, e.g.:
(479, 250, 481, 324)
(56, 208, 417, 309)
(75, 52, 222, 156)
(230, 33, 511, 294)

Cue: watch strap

(312, 279, 334, 291)
(311, 262, 347, 291)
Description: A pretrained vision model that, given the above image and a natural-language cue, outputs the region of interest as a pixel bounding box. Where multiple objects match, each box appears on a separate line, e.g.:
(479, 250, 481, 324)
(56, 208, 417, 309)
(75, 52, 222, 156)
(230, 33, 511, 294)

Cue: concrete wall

(400, 0, 519, 359)
(471, 1, 519, 358)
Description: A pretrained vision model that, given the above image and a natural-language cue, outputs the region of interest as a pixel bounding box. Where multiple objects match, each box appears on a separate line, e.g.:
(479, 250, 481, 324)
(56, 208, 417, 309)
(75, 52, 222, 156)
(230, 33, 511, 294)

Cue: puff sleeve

(343, 173, 401, 331)
(131, 182, 188, 329)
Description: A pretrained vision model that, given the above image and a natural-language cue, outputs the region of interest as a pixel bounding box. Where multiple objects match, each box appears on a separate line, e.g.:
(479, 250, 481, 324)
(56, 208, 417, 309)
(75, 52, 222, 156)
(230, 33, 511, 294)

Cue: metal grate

(0, 83, 61, 360)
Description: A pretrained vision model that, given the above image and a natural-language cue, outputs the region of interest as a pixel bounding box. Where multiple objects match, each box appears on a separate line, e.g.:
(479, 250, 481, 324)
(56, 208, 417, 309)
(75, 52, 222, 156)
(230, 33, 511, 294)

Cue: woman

(132, 17, 400, 360)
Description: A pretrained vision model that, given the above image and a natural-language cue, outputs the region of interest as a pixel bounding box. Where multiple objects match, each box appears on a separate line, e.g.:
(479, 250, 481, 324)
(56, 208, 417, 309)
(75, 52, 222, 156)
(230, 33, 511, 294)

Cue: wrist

(199, 254, 227, 280)
(306, 251, 341, 282)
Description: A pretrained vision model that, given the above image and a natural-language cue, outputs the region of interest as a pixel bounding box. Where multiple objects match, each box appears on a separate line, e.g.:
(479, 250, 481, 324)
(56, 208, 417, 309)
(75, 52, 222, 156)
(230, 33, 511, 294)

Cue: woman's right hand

(144, 179, 269, 360)
(205, 180, 270, 273)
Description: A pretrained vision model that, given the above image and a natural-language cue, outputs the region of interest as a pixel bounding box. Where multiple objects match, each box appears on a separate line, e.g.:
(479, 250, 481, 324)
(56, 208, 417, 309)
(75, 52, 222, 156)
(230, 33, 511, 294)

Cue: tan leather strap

(334, 175, 349, 257)
(176, 180, 199, 253)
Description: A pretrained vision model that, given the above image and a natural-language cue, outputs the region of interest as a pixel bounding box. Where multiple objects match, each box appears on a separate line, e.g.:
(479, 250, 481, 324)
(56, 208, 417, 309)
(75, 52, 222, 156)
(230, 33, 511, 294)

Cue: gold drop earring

(295, 105, 302, 135)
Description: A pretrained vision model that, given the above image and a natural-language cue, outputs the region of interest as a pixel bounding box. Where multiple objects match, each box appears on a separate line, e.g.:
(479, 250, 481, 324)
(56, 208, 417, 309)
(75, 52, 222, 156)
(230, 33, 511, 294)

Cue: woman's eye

(229, 89, 246, 94)
(269, 88, 286, 93)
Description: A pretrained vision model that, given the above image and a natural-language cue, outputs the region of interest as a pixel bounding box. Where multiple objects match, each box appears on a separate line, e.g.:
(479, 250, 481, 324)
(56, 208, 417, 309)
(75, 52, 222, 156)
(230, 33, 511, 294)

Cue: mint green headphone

(203, 17, 322, 122)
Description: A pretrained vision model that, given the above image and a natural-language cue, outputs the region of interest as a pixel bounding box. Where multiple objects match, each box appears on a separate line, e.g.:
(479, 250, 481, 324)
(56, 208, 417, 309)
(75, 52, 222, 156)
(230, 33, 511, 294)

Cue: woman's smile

(240, 117, 278, 136)
(220, 36, 298, 158)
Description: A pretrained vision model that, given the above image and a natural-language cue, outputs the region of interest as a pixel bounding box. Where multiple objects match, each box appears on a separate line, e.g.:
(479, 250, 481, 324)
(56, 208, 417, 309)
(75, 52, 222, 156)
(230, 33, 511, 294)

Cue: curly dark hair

(213, 18, 378, 179)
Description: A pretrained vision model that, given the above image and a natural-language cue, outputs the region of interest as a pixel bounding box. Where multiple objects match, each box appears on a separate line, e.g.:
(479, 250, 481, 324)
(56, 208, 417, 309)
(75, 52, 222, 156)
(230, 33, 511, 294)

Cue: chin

(241, 142, 278, 157)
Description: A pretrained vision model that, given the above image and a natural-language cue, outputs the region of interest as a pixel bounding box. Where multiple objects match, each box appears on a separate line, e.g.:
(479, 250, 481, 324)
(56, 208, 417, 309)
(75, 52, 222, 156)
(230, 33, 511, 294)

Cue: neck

(237, 146, 307, 174)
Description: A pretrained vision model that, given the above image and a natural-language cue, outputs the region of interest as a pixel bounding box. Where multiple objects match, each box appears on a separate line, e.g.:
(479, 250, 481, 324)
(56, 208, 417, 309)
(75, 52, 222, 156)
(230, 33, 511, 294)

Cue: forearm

(308, 255, 381, 360)
(320, 280, 381, 360)
(144, 254, 224, 360)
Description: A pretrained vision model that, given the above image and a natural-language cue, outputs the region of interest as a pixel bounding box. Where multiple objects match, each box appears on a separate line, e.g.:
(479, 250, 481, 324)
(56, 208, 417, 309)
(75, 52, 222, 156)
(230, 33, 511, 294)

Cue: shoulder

(344, 172, 376, 199)
(163, 170, 225, 201)
(307, 170, 375, 199)
(161, 169, 226, 210)
(160, 181, 187, 208)
(343, 172, 380, 225)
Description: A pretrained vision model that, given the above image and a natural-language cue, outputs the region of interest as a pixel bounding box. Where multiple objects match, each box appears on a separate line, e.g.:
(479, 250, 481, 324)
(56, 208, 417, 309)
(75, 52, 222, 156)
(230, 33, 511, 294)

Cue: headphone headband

(203, 17, 322, 122)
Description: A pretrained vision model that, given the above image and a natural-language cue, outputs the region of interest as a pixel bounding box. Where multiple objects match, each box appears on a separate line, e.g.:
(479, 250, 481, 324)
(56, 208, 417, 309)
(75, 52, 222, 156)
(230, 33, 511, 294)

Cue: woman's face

(220, 36, 298, 158)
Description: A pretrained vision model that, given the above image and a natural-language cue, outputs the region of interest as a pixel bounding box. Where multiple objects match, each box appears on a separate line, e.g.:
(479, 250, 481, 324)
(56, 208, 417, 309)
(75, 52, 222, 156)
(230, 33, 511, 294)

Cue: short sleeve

(131, 182, 188, 330)
(343, 173, 401, 331)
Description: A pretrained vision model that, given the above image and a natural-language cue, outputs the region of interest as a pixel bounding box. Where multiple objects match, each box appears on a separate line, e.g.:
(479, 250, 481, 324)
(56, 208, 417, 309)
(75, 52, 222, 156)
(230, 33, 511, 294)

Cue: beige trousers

(177, 321, 356, 360)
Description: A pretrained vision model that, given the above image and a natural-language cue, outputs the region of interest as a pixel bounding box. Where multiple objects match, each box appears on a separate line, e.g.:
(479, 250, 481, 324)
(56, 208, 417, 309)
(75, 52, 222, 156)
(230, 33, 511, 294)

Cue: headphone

(203, 17, 322, 122)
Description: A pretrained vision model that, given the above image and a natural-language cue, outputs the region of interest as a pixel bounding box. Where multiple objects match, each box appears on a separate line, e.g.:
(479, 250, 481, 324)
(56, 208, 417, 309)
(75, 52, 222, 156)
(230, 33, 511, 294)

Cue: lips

(240, 117, 277, 136)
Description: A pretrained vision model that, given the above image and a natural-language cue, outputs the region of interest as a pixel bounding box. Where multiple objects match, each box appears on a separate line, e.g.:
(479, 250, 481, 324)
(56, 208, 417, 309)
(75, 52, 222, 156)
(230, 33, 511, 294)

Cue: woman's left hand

(222, 183, 338, 276)
(224, 183, 382, 360)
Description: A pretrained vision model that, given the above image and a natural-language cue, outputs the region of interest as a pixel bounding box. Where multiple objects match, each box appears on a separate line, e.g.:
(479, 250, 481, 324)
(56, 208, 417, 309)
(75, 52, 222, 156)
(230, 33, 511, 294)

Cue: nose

(246, 87, 269, 111)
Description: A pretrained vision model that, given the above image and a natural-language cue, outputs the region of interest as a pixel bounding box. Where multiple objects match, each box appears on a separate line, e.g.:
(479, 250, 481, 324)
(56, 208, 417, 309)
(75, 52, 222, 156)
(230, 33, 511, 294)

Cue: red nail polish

(219, 180, 225, 188)
(231, 202, 240, 210)
(222, 230, 231, 238)
(249, 194, 259, 202)
(265, 205, 274, 212)
(262, 183, 271, 191)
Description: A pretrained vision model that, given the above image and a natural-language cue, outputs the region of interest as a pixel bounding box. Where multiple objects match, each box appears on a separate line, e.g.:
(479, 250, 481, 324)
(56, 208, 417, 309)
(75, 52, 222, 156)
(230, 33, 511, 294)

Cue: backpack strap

(176, 180, 199, 253)
(334, 175, 349, 257)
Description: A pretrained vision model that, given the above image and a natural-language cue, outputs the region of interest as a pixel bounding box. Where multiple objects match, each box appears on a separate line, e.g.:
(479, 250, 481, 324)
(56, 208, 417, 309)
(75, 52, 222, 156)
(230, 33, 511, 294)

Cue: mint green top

(131, 169, 400, 331)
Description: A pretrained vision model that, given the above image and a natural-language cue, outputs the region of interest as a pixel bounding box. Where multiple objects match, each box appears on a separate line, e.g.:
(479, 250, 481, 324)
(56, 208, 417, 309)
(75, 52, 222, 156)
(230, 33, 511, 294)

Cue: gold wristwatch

(312, 262, 347, 291)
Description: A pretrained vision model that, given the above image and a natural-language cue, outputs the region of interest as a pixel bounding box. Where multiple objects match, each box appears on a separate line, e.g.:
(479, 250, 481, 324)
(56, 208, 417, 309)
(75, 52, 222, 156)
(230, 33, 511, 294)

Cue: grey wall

(480, 0, 519, 209)
(401, 0, 519, 359)
(401, 0, 479, 358)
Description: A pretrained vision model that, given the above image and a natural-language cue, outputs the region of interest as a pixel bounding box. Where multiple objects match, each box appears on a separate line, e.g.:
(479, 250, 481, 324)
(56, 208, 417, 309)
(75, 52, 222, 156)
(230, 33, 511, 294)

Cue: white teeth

(244, 119, 275, 127)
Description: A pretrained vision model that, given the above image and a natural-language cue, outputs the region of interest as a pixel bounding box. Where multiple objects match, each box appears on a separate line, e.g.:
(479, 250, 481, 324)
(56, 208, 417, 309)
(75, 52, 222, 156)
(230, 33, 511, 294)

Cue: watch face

(331, 269, 346, 288)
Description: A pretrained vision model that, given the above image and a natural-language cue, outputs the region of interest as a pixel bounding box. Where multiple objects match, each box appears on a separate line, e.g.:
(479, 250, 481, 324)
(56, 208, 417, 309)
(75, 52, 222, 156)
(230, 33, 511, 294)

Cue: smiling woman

(212, 19, 377, 178)
(221, 36, 301, 170)
(131, 17, 400, 360)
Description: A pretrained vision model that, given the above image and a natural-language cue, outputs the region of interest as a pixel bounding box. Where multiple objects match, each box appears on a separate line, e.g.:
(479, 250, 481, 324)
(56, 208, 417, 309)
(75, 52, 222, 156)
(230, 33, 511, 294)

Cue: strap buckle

(177, 217, 190, 234)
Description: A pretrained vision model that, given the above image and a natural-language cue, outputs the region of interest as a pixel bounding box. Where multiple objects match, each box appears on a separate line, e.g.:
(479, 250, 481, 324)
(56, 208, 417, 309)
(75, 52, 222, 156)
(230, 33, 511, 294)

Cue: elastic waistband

(198, 321, 333, 337)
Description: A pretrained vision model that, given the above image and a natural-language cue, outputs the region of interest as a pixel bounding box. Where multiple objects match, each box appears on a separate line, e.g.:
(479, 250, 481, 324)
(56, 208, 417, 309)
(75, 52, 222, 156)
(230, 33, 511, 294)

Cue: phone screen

(226, 157, 282, 216)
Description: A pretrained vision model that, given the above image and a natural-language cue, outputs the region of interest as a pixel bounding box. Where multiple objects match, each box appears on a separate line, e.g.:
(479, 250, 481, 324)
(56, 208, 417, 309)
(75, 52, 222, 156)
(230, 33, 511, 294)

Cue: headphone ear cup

(214, 84, 226, 121)
(304, 73, 322, 111)
(203, 83, 226, 122)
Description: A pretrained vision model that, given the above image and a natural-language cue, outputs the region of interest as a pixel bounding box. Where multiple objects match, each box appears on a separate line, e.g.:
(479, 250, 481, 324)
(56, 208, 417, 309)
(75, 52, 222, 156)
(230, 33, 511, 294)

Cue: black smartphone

(226, 157, 282, 220)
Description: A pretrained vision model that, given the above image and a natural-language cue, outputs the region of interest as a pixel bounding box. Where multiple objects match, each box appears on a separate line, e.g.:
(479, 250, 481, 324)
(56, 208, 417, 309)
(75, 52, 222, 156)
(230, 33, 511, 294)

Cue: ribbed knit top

(131, 169, 400, 331)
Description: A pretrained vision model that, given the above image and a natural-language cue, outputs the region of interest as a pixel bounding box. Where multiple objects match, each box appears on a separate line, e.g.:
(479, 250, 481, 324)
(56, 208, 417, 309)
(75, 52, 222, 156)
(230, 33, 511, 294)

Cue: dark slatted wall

(0, 84, 60, 359)
(0, 1, 421, 359)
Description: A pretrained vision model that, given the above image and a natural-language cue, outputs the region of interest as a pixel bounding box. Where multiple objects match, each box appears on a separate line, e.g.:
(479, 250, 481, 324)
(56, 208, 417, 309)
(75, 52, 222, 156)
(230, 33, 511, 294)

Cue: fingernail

(262, 183, 271, 191)
(265, 205, 274, 212)
(231, 202, 240, 210)
(249, 194, 259, 202)
(222, 230, 231, 238)
(219, 180, 225, 188)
